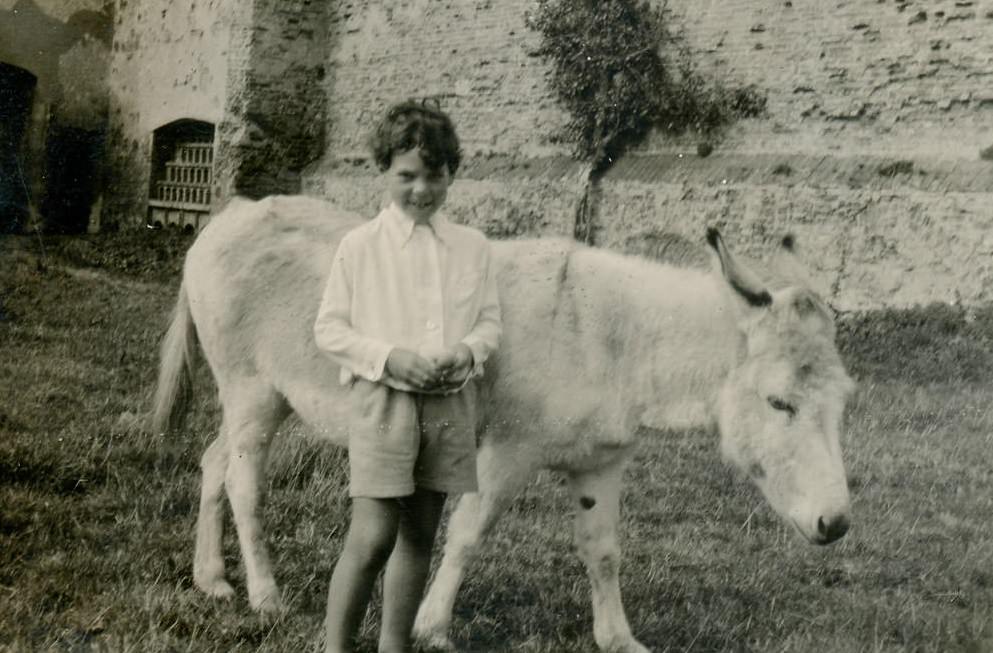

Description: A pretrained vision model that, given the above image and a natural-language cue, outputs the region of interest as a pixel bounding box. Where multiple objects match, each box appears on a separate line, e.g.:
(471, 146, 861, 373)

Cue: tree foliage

(527, 0, 766, 171)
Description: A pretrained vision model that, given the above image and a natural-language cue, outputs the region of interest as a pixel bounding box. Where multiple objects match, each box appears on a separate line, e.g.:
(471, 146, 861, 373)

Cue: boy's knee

(344, 516, 399, 568)
(344, 535, 395, 572)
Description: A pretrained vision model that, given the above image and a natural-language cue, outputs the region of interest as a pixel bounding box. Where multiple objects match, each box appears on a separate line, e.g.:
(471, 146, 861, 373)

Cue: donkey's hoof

(604, 638, 651, 653)
(196, 577, 235, 599)
(413, 632, 457, 652)
(250, 587, 284, 615)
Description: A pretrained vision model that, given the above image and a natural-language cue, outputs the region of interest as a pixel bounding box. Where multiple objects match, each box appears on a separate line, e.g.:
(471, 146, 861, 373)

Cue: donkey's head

(707, 228, 855, 545)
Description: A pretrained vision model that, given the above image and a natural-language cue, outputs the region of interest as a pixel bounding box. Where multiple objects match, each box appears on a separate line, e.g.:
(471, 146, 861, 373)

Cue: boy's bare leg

(326, 497, 401, 653)
(378, 488, 447, 653)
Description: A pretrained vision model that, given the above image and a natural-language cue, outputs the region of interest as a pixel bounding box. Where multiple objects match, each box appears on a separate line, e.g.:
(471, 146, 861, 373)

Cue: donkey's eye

(767, 396, 797, 418)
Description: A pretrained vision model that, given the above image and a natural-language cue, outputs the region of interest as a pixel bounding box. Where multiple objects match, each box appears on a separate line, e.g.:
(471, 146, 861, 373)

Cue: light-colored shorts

(346, 379, 479, 498)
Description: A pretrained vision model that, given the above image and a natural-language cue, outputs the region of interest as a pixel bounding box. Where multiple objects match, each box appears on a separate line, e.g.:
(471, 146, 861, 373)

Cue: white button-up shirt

(314, 203, 502, 392)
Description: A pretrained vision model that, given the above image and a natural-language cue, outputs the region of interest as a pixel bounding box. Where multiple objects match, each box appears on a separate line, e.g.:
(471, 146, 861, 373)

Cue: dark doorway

(41, 122, 105, 233)
(0, 63, 36, 234)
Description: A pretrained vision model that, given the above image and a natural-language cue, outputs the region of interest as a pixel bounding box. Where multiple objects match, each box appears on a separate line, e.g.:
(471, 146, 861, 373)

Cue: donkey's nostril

(817, 514, 850, 544)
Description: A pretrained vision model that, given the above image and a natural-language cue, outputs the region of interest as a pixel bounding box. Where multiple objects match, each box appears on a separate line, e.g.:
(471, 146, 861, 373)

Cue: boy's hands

(385, 349, 441, 390)
(434, 343, 473, 390)
(385, 345, 474, 392)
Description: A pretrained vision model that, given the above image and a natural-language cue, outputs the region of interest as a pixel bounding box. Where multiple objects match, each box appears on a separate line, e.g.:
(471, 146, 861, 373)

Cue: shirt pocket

(451, 271, 483, 307)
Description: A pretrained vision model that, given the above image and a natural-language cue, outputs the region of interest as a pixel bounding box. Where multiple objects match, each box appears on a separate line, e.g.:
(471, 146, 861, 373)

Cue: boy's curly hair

(370, 98, 462, 175)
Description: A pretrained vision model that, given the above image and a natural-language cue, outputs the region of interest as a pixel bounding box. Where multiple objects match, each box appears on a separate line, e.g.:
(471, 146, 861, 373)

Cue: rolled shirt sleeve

(314, 235, 395, 383)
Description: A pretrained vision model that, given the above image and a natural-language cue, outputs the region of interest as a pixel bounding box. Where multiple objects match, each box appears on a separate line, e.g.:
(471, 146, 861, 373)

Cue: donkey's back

(187, 196, 365, 440)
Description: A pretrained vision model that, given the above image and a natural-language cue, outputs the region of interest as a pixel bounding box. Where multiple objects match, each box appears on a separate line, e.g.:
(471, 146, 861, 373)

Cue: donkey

(152, 194, 855, 653)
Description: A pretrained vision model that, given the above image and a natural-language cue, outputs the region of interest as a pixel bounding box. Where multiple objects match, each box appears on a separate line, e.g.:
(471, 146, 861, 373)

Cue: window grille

(147, 120, 214, 231)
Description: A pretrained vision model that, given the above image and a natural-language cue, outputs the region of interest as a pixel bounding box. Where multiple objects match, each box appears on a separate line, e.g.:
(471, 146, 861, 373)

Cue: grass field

(1, 232, 992, 652)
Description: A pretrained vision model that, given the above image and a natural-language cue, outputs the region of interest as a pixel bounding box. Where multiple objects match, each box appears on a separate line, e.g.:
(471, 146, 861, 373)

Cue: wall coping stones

(602, 152, 993, 195)
(314, 151, 993, 196)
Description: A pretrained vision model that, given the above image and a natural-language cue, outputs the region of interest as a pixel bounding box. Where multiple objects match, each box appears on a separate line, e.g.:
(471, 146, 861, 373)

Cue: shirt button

(426, 320, 437, 330)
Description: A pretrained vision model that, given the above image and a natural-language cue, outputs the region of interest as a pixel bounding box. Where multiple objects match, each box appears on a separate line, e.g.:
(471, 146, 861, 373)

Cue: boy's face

(387, 148, 452, 224)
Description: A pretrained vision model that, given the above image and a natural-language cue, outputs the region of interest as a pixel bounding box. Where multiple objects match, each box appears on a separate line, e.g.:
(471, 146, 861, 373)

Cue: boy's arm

(459, 241, 502, 377)
(313, 238, 394, 382)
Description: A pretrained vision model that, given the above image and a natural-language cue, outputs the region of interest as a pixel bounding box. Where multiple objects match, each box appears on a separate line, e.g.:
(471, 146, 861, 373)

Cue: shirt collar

(383, 202, 453, 247)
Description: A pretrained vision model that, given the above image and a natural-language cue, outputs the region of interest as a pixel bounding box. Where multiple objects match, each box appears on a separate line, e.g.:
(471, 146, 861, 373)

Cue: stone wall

(302, 0, 993, 310)
(303, 156, 582, 241)
(98, 0, 993, 307)
(654, 0, 993, 161)
(317, 0, 565, 161)
(220, 0, 331, 200)
(300, 0, 577, 248)
(596, 154, 993, 310)
(104, 0, 245, 229)
(0, 0, 112, 232)
(106, 0, 331, 227)
(304, 0, 993, 162)
(613, 0, 993, 309)
(0, 0, 111, 99)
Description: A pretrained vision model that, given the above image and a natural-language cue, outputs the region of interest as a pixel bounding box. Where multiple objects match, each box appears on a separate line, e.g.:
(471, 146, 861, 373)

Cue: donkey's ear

(706, 228, 772, 308)
(768, 232, 817, 289)
(788, 287, 836, 332)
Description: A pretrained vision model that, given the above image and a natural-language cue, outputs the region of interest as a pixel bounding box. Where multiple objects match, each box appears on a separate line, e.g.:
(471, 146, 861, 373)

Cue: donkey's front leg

(568, 456, 650, 653)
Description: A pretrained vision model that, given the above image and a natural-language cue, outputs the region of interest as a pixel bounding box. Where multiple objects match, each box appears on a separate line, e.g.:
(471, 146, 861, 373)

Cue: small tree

(528, 0, 767, 243)
(529, 0, 766, 173)
(527, 0, 671, 173)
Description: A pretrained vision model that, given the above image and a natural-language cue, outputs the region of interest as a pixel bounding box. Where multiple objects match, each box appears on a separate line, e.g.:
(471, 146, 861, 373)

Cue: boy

(314, 99, 502, 653)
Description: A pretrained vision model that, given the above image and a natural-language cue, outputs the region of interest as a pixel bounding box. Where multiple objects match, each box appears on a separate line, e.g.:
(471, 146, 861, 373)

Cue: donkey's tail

(151, 281, 198, 433)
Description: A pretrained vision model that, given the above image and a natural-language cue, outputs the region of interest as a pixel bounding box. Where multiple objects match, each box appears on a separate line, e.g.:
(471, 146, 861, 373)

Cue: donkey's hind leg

(222, 384, 290, 614)
(193, 432, 234, 598)
(413, 439, 538, 650)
